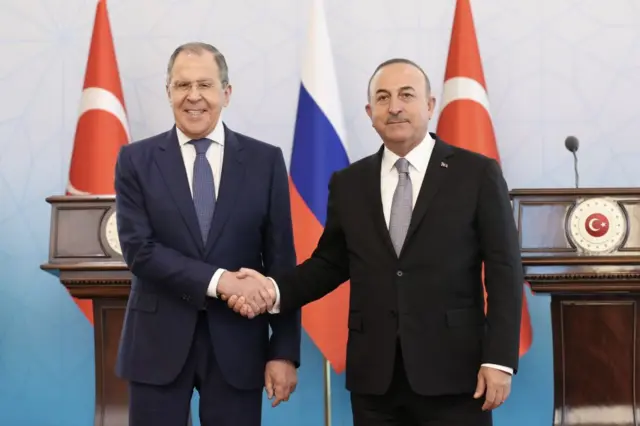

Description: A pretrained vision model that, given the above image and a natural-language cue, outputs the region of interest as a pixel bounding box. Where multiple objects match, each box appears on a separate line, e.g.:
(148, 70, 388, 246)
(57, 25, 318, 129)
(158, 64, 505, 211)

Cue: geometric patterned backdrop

(1, 0, 639, 424)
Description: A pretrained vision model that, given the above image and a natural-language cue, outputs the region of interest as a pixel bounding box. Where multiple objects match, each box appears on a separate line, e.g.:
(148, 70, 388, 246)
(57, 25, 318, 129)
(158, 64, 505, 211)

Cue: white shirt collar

(176, 117, 225, 146)
(381, 133, 435, 174)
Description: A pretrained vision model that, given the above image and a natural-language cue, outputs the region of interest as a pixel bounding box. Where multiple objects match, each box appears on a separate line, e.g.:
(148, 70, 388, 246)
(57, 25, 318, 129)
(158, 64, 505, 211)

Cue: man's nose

(186, 85, 202, 101)
(388, 97, 403, 114)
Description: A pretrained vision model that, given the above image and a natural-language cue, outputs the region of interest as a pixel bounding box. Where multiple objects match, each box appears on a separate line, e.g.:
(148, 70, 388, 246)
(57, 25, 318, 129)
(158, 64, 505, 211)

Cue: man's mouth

(185, 109, 206, 117)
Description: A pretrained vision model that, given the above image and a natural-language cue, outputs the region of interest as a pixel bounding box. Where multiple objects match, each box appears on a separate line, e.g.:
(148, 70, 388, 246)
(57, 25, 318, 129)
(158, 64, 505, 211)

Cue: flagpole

(323, 356, 332, 426)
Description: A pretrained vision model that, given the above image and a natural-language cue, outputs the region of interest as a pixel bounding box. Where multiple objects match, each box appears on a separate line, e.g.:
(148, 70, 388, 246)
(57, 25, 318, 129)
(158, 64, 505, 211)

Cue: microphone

(564, 136, 580, 188)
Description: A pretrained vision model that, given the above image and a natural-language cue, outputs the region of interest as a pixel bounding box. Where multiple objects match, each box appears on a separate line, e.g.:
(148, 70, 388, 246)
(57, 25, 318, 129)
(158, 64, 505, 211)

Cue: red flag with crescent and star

(436, 0, 533, 357)
(66, 0, 130, 324)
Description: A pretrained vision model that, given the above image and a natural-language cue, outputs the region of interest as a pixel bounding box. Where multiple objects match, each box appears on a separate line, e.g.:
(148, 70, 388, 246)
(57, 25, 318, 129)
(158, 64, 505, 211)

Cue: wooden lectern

(511, 188, 640, 426)
(40, 195, 192, 426)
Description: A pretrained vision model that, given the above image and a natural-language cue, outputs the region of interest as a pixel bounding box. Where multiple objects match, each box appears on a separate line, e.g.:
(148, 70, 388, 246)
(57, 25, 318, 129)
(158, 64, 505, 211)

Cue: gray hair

(367, 58, 431, 100)
(166, 42, 229, 86)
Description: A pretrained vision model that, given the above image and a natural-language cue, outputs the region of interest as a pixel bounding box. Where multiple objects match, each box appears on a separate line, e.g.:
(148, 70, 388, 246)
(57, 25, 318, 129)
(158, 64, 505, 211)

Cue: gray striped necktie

(190, 138, 216, 243)
(389, 158, 413, 256)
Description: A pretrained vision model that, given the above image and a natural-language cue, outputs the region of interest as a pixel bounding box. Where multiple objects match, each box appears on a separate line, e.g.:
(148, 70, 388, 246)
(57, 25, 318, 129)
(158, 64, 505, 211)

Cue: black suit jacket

(273, 133, 523, 396)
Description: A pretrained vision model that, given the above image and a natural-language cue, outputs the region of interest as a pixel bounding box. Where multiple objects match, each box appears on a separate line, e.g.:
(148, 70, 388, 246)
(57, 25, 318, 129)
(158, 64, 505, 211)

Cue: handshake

(216, 268, 276, 318)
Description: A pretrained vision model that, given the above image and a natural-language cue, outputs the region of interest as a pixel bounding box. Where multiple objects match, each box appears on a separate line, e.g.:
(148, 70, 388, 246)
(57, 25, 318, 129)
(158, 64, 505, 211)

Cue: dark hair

(367, 58, 431, 100)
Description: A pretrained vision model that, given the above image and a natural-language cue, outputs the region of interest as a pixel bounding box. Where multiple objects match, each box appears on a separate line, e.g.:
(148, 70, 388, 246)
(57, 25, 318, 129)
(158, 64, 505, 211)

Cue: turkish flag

(66, 0, 130, 324)
(436, 0, 533, 356)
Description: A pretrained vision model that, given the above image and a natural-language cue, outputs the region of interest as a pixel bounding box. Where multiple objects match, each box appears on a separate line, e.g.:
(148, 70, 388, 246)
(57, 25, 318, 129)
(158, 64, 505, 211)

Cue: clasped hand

(218, 268, 272, 318)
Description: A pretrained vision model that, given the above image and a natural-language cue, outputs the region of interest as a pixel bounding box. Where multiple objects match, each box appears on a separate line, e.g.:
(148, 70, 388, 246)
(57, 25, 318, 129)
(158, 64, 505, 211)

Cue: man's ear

(222, 83, 232, 107)
(427, 96, 436, 119)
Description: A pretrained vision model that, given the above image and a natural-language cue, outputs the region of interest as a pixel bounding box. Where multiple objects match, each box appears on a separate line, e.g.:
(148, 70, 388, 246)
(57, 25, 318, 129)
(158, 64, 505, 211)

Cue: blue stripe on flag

(289, 83, 349, 225)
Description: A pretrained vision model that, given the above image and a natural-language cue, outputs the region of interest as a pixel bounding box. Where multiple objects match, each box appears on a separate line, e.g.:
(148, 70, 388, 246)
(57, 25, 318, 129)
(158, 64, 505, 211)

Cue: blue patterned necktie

(189, 138, 216, 243)
(389, 158, 413, 256)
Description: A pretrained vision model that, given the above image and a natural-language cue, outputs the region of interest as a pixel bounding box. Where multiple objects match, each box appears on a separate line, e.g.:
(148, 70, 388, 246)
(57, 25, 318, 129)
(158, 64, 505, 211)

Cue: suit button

(390, 310, 397, 318)
(182, 294, 190, 301)
(396, 270, 403, 277)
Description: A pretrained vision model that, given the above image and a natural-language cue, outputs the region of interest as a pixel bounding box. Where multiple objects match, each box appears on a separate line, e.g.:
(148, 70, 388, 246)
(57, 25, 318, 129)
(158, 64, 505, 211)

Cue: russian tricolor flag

(288, 0, 350, 373)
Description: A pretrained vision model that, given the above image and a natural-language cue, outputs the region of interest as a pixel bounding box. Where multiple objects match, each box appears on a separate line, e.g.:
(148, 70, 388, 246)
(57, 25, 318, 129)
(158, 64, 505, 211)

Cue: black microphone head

(565, 136, 579, 152)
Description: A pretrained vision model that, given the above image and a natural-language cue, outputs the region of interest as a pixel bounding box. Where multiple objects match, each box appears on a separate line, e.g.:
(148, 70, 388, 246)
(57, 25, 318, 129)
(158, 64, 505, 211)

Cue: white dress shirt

(175, 120, 226, 298)
(270, 134, 512, 375)
(379, 134, 434, 223)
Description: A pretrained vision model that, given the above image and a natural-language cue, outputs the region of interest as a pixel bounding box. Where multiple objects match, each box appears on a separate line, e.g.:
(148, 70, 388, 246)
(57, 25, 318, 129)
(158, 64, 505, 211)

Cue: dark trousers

(350, 341, 492, 426)
(129, 312, 262, 426)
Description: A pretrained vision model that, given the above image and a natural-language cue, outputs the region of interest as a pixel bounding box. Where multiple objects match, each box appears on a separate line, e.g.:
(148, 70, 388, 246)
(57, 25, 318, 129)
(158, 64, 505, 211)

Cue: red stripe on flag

(289, 178, 349, 373)
(437, 102, 499, 160)
(69, 111, 128, 194)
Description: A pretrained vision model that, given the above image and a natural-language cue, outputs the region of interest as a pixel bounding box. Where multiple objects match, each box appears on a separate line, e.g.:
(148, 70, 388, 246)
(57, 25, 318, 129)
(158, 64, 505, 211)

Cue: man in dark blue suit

(114, 42, 301, 426)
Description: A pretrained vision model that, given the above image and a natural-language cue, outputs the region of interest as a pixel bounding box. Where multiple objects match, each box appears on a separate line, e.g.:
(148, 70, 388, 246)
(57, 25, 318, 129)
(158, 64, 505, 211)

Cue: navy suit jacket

(114, 124, 301, 390)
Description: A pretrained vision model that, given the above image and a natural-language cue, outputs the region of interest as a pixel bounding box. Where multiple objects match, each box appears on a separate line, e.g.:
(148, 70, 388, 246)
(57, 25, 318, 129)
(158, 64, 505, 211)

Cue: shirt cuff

(207, 268, 226, 298)
(267, 277, 281, 314)
(481, 363, 513, 375)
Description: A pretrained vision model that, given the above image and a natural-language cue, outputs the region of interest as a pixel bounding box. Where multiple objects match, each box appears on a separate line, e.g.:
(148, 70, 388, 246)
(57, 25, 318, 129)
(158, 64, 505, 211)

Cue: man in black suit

(220, 58, 523, 426)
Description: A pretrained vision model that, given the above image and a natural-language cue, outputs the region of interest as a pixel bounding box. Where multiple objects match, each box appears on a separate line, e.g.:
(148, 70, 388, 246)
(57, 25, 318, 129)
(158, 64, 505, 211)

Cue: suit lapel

(204, 126, 245, 255)
(403, 137, 455, 250)
(154, 127, 204, 251)
(365, 146, 397, 258)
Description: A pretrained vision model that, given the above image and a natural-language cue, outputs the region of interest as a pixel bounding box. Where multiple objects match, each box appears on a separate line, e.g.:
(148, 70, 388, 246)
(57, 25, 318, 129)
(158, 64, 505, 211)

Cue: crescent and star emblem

(585, 213, 608, 238)
(567, 198, 626, 254)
